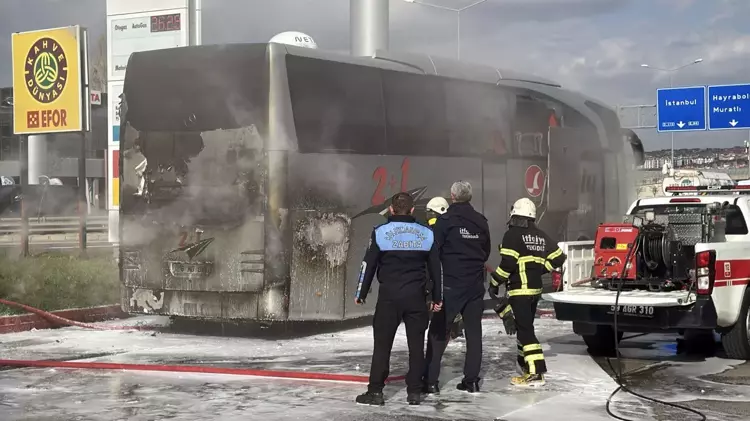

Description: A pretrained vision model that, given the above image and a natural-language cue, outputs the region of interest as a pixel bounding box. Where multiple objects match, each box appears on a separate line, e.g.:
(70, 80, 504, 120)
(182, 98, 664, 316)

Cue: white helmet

(426, 197, 449, 215)
(510, 198, 536, 219)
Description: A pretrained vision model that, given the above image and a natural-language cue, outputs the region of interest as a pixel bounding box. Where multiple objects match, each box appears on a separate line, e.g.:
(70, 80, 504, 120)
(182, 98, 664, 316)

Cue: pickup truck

(543, 185, 750, 359)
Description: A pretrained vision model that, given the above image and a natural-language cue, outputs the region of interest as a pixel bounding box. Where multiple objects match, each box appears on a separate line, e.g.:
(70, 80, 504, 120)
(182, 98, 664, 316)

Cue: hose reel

(639, 223, 677, 273)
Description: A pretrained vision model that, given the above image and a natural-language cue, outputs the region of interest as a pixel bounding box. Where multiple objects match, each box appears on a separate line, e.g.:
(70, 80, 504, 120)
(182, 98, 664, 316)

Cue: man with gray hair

(423, 180, 491, 394)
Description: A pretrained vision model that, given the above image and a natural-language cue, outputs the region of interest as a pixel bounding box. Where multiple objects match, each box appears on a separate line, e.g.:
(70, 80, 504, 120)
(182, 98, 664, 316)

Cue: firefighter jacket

(355, 215, 443, 303)
(433, 201, 491, 293)
(491, 224, 567, 296)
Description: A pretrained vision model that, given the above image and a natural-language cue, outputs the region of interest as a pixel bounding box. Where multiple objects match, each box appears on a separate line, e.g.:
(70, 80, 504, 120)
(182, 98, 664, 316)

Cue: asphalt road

(587, 332, 750, 421)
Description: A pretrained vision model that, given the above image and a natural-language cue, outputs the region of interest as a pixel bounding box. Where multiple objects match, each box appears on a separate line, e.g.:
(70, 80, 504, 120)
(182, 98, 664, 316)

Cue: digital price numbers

(150, 13, 181, 33)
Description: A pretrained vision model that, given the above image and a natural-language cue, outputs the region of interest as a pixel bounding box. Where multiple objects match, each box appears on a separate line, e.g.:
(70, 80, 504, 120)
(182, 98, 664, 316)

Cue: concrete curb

(0, 305, 127, 334)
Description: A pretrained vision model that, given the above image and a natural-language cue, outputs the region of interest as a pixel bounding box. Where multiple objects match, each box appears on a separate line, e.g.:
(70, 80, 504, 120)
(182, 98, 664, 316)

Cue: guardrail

(0, 216, 109, 244)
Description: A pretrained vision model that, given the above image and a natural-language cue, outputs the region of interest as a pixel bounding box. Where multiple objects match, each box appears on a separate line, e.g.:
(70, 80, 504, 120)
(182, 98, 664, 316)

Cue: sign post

(11, 25, 90, 256)
(79, 29, 91, 255)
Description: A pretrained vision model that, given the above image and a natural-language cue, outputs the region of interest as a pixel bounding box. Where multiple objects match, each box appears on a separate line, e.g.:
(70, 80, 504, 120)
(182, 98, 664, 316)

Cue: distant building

(0, 86, 108, 209)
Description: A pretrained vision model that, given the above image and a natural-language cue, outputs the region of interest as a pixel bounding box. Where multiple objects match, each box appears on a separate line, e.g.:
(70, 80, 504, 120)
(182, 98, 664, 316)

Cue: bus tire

(581, 325, 623, 357)
(721, 287, 750, 360)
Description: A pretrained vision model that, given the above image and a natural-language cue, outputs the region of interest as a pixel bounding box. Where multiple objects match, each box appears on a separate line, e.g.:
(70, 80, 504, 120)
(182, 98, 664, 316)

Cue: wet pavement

(592, 333, 750, 420)
(0, 315, 747, 420)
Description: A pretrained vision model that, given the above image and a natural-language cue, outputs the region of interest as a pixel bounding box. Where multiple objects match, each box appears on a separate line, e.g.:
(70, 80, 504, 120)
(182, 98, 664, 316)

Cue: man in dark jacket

(490, 197, 567, 388)
(423, 180, 491, 394)
(354, 192, 443, 406)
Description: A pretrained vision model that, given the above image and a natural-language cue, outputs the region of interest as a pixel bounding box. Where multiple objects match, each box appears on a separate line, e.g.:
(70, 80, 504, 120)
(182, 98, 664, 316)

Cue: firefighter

(423, 181, 490, 394)
(424, 197, 465, 337)
(424, 196, 449, 304)
(490, 197, 567, 387)
(354, 192, 443, 406)
(425, 196, 449, 227)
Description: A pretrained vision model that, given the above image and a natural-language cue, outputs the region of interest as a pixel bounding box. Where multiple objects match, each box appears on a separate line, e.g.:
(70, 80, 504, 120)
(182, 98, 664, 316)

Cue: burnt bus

(118, 43, 644, 321)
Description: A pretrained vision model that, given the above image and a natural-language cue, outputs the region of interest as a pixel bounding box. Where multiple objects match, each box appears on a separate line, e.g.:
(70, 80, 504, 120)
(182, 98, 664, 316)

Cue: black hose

(641, 233, 664, 271)
(605, 234, 706, 421)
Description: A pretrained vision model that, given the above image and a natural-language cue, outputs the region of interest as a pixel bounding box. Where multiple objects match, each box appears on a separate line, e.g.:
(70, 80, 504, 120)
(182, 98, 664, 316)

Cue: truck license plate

(608, 305, 655, 318)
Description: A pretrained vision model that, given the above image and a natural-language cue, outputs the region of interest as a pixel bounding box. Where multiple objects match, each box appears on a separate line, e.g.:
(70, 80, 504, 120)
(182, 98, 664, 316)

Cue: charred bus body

(118, 43, 644, 321)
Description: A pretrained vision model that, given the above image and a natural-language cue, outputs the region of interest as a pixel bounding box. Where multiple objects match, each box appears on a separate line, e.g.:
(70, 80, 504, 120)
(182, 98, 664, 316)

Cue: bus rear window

(119, 124, 264, 223)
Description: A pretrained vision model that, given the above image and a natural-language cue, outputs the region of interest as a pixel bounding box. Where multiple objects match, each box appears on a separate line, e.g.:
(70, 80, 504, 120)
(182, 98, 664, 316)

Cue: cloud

(0, 0, 748, 151)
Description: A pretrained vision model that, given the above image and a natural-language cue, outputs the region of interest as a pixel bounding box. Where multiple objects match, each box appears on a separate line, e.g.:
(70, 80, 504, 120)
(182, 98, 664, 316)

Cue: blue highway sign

(708, 84, 750, 130)
(656, 86, 707, 132)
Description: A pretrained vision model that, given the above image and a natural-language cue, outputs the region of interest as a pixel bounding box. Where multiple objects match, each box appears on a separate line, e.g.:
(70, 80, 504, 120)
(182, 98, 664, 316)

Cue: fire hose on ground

(0, 293, 552, 384)
(0, 298, 404, 384)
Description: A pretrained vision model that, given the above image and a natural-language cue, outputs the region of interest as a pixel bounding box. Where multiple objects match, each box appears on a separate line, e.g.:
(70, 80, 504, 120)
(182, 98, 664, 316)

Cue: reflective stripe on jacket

(491, 224, 566, 296)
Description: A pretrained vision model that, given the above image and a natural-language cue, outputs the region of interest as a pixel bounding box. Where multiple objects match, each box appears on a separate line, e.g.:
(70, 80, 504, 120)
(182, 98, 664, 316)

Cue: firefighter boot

(511, 373, 546, 388)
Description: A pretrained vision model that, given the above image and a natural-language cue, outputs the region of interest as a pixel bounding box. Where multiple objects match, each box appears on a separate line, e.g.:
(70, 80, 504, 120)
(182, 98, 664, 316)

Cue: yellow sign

(616, 243, 628, 250)
(12, 26, 85, 135)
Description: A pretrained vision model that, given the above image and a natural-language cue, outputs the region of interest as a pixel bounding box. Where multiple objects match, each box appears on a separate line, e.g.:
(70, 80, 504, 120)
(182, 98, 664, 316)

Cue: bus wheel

(721, 287, 750, 359)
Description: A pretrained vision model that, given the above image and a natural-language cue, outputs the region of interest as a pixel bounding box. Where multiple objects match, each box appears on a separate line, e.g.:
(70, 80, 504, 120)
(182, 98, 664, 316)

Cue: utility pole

(350, 0, 389, 57)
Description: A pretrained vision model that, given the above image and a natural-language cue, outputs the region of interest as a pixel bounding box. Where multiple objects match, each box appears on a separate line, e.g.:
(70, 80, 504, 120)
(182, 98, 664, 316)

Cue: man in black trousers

(424, 180, 491, 394)
(354, 192, 443, 406)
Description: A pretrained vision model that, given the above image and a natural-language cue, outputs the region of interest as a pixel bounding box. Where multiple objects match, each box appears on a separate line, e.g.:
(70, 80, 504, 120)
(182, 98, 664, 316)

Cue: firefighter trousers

(510, 294, 547, 375)
(368, 296, 429, 394)
(424, 294, 484, 384)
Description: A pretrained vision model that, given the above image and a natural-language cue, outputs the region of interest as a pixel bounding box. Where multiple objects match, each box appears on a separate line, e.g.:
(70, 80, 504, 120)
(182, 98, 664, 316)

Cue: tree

(89, 34, 107, 93)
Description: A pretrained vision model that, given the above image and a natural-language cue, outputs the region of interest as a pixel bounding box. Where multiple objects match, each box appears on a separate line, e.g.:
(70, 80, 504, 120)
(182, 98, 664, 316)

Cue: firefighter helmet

(510, 198, 536, 219)
(426, 197, 449, 215)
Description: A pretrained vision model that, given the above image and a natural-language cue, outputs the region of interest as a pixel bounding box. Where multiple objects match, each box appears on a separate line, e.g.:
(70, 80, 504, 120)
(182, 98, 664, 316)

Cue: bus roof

(282, 44, 561, 87)
(122, 43, 616, 147)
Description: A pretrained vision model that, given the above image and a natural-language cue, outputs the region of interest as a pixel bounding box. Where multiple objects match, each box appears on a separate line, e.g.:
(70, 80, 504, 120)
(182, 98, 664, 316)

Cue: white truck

(543, 184, 750, 359)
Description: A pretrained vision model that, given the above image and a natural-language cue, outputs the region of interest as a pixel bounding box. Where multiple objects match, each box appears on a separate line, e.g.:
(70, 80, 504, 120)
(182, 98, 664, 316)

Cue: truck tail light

(551, 270, 562, 291)
(695, 250, 716, 295)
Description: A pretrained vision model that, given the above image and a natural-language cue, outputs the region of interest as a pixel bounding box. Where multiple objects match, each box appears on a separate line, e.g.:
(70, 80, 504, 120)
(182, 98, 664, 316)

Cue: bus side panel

(284, 153, 483, 321)
(285, 152, 366, 321)
(482, 162, 508, 273)
(343, 155, 483, 320)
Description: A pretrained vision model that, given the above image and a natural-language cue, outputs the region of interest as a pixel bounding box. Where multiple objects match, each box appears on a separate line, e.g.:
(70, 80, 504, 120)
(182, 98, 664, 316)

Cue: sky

(1, 0, 749, 151)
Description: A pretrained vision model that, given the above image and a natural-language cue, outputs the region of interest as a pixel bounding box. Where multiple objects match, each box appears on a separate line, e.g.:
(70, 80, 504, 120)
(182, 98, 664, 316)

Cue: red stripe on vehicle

(715, 260, 750, 281)
(715, 279, 749, 288)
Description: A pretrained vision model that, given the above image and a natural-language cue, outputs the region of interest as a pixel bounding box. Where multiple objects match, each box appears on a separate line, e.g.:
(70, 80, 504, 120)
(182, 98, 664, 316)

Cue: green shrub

(0, 253, 119, 315)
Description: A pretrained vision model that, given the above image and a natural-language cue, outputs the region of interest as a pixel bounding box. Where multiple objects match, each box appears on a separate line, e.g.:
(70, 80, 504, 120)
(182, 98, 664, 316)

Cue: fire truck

(544, 183, 750, 359)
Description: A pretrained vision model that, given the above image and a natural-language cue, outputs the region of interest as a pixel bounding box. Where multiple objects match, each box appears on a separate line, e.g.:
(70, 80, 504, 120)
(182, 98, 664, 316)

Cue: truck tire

(721, 287, 750, 359)
(582, 325, 624, 357)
